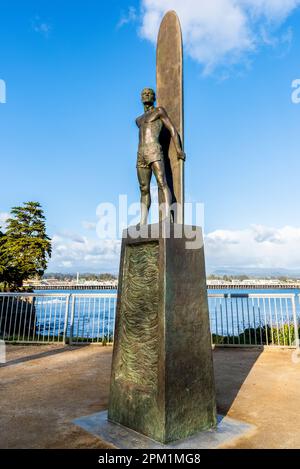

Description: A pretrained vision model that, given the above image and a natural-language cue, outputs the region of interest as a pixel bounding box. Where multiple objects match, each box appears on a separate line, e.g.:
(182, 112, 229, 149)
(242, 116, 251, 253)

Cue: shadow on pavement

(0, 344, 90, 368)
(213, 346, 263, 417)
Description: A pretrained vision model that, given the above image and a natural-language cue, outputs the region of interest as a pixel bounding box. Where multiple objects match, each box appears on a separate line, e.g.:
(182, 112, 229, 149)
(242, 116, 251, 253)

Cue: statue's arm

(158, 107, 186, 160)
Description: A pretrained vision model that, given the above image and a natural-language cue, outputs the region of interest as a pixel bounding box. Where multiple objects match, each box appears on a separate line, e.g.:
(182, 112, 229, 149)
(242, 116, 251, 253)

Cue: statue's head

(141, 88, 156, 105)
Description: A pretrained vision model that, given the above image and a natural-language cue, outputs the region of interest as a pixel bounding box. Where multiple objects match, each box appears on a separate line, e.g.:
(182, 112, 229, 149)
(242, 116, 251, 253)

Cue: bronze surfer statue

(136, 87, 185, 225)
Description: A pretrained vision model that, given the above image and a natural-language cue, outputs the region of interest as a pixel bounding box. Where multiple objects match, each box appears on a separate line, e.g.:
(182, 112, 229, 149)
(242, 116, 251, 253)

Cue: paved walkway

(1, 344, 300, 448)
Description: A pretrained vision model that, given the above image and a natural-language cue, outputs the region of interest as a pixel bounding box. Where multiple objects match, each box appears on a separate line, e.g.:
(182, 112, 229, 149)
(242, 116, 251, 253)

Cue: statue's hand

(177, 150, 186, 161)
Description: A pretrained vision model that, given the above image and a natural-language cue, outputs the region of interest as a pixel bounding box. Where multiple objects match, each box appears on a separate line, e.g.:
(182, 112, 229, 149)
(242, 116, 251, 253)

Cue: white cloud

(55, 230, 85, 244)
(0, 212, 9, 230)
(47, 222, 300, 273)
(31, 16, 51, 37)
(81, 220, 97, 231)
(205, 224, 300, 269)
(117, 6, 138, 28)
(139, 0, 300, 72)
(48, 233, 121, 272)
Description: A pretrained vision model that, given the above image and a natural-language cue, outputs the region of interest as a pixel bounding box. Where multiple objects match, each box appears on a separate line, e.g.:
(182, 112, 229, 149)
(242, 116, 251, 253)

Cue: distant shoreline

(30, 283, 300, 291)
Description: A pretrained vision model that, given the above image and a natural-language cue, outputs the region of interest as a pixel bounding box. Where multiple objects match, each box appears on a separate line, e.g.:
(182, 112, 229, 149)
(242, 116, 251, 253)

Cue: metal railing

(208, 293, 300, 348)
(0, 293, 70, 344)
(0, 292, 299, 348)
(68, 294, 117, 344)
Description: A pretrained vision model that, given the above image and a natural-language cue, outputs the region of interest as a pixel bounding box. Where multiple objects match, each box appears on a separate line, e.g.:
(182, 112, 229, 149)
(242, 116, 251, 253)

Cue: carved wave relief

(116, 241, 159, 391)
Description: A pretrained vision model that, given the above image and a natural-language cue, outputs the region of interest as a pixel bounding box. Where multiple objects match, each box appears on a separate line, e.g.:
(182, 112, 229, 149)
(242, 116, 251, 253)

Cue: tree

(1, 202, 52, 289)
(0, 228, 5, 286)
(0, 225, 18, 290)
(236, 275, 249, 281)
(222, 275, 231, 282)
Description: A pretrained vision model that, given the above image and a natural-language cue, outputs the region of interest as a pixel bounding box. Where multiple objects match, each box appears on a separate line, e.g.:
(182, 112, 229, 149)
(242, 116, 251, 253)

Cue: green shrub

(212, 323, 300, 346)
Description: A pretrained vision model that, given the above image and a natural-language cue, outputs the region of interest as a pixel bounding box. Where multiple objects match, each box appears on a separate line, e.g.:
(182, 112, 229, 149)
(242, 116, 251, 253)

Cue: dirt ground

(1, 344, 300, 449)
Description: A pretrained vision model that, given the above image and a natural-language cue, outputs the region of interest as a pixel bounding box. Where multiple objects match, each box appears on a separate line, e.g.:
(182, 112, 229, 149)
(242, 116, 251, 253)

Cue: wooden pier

(208, 283, 300, 290)
(32, 284, 117, 291)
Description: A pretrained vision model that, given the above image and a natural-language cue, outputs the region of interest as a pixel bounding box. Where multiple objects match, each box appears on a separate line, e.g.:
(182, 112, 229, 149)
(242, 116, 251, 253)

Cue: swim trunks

(136, 142, 163, 168)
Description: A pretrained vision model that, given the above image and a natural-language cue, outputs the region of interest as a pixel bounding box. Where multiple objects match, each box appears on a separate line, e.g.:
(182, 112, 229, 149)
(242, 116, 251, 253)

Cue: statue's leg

(152, 160, 171, 220)
(137, 166, 152, 225)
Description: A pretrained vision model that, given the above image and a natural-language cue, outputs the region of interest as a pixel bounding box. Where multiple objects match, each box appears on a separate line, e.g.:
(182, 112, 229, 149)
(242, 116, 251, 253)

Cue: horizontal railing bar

(207, 294, 225, 298)
(0, 293, 117, 298)
(0, 340, 63, 344)
(246, 293, 296, 298)
(71, 294, 118, 298)
(0, 293, 71, 297)
(207, 293, 296, 299)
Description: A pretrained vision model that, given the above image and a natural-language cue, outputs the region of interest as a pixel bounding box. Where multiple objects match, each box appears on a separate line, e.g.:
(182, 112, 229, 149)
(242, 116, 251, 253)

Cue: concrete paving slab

(74, 411, 255, 449)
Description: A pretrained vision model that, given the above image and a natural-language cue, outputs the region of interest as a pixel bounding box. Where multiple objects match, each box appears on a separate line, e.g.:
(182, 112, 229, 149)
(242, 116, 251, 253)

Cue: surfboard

(156, 10, 184, 224)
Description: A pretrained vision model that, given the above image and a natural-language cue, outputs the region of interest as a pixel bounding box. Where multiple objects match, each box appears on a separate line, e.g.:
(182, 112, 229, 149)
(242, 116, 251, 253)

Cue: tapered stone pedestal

(108, 223, 217, 444)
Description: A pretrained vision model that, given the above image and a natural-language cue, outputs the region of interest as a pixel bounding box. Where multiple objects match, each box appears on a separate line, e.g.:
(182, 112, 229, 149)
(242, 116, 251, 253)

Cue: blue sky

(1, 0, 300, 273)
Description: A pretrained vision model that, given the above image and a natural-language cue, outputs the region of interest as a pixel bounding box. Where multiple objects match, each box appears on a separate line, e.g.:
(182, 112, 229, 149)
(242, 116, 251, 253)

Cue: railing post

(63, 294, 71, 344)
(69, 295, 75, 345)
(291, 295, 300, 349)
